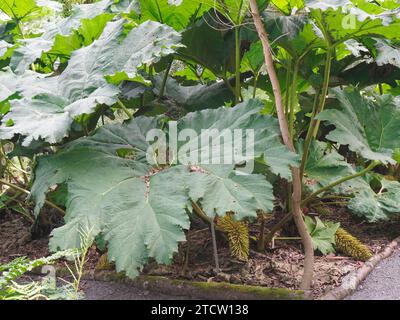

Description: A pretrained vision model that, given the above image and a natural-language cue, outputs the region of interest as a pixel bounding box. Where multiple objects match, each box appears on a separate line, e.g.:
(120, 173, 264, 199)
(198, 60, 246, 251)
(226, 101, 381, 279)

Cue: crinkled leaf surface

(188, 165, 274, 219)
(153, 75, 234, 111)
(9, 0, 134, 74)
(0, 67, 55, 102)
(317, 87, 400, 164)
(0, 0, 38, 20)
(306, 0, 400, 43)
(139, 0, 210, 30)
(300, 140, 368, 193)
(348, 178, 400, 222)
(175, 99, 281, 165)
(31, 101, 290, 278)
(263, 138, 300, 180)
(0, 40, 12, 58)
(10, 13, 114, 74)
(0, 86, 119, 146)
(1, 19, 182, 146)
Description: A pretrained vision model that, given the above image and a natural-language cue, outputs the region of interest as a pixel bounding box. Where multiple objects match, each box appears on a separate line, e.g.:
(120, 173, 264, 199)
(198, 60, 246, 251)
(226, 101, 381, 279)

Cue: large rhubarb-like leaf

(0, 67, 55, 102)
(0, 0, 38, 20)
(31, 101, 289, 278)
(138, 0, 210, 30)
(188, 165, 274, 219)
(0, 86, 119, 146)
(348, 178, 400, 222)
(0, 19, 182, 146)
(0, 40, 12, 58)
(300, 140, 368, 193)
(263, 138, 300, 180)
(317, 87, 400, 164)
(9, 0, 134, 74)
(153, 75, 234, 112)
(306, 0, 400, 44)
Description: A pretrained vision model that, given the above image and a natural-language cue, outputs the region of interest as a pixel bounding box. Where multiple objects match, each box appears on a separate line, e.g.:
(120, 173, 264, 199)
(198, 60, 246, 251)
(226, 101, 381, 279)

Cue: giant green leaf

(305, 0, 400, 44)
(175, 99, 281, 165)
(348, 178, 400, 222)
(1, 19, 182, 145)
(0, 67, 55, 102)
(31, 101, 290, 277)
(0, 86, 119, 146)
(179, 17, 235, 76)
(316, 87, 400, 164)
(263, 138, 300, 180)
(9, 0, 131, 74)
(10, 13, 113, 74)
(0, 40, 12, 58)
(188, 165, 274, 219)
(153, 75, 234, 111)
(0, 0, 38, 20)
(300, 140, 368, 193)
(104, 166, 190, 278)
(138, 0, 210, 30)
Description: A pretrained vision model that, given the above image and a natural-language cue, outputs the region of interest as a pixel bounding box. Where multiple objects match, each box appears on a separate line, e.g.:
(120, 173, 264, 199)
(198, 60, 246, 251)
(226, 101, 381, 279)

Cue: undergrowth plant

(0, 249, 77, 300)
(1, 0, 400, 291)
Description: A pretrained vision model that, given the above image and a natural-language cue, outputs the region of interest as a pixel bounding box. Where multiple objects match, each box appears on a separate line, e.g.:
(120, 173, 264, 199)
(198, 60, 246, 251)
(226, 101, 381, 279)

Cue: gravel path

(348, 249, 400, 300)
(82, 280, 191, 300)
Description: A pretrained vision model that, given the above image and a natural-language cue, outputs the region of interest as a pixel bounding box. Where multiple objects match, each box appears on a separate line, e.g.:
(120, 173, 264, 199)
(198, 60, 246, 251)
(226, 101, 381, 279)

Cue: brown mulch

(0, 211, 49, 264)
(2, 205, 400, 299)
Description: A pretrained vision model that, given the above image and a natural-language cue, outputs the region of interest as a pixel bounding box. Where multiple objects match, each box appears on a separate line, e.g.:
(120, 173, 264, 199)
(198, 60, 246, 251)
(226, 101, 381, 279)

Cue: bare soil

(1, 205, 400, 299)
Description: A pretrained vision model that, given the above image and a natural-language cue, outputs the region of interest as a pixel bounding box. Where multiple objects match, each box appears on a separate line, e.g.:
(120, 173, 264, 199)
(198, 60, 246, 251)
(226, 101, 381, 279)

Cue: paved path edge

(319, 236, 400, 300)
(56, 268, 305, 300)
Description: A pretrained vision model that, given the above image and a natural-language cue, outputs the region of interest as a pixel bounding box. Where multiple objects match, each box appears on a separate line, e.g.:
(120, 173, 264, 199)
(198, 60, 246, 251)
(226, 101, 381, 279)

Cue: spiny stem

(18, 156, 29, 185)
(299, 88, 321, 178)
(191, 201, 221, 271)
(284, 59, 293, 118)
(210, 219, 220, 272)
(264, 162, 379, 249)
(320, 195, 353, 200)
(249, 0, 314, 291)
(117, 99, 133, 119)
(191, 201, 224, 232)
(302, 161, 379, 206)
(299, 48, 333, 180)
(158, 60, 173, 99)
(253, 73, 259, 99)
(257, 214, 266, 252)
(234, 26, 241, 105)
(312, 47, 333, 138)
(289, 61, 299, 140)
(320, 201, 349, 206)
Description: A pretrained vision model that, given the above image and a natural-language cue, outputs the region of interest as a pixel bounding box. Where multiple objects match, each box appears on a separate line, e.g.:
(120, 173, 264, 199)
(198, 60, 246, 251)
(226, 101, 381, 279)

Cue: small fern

(0, 250, 76, 288)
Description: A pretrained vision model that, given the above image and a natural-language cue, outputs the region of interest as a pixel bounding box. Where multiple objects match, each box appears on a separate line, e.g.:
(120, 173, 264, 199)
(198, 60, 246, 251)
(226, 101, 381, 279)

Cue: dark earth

(2, 206, 400, 300)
